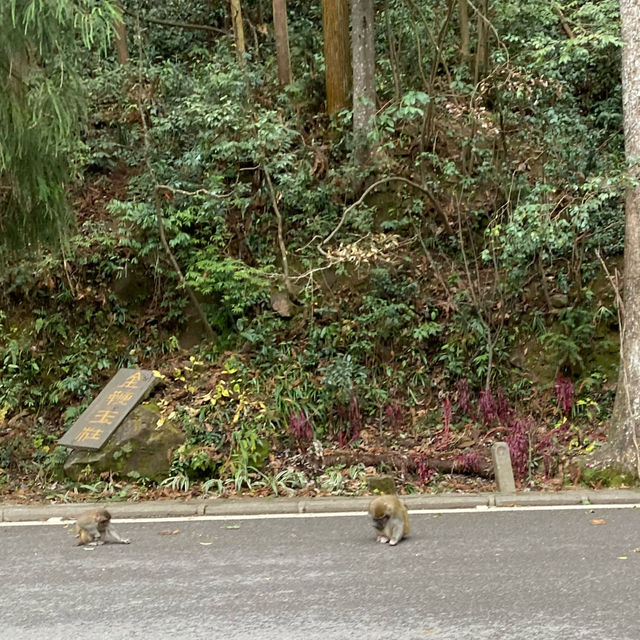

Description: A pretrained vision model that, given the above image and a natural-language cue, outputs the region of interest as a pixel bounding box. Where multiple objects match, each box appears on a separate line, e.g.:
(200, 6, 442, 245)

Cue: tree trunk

(351, 0, 376, 164)
(474, 0, 489, 84)
(458, 0, 470, 62)
(384, 0, 401, 100)
(321, 0, 352, 113)
(114, 2, 128, 65)
(230, 0, 246, 66)
(272, 0, 291, 86)
(319, 449, 494, 478)
(589, 0, 640, 477)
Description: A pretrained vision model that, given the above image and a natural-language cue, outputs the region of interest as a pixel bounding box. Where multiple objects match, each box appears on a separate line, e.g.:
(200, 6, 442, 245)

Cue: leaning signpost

(59, 369, 157, 450)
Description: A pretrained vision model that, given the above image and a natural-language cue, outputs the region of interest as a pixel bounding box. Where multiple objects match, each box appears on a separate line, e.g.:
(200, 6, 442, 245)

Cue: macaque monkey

(368, 495, 409, 546)
(75, 509, 130, 546)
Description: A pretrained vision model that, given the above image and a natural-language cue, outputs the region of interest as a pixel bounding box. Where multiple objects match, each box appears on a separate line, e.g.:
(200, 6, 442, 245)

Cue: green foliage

(167, 444, 219, 481)
(0, 0, 629, 495)
(0, 0, 119, 258)
(230, 428, 270, 489)
(249, 467, 308, 496)
(185, 253, 272, 318)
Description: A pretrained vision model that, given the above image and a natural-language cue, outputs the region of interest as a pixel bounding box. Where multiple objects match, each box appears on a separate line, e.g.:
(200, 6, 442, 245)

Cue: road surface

(2, 505, 639, 639)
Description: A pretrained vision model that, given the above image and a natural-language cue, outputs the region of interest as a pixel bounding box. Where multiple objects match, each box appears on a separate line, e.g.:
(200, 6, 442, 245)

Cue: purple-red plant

(455, 378, 475, 419)
(383, 402, 404, 432)
(288, 410, 313, 446)
(416, 455, 436, 484)
(441, 398, 452, 446)
(455, 451, 483, 474)
(478, 389, 498, 425)
(555, 376, 574, 417)
(536, 421, 570, 477)
(505, 417, 533, 480)
(495, 387, 513, 425)
(335, 394, 361, 447)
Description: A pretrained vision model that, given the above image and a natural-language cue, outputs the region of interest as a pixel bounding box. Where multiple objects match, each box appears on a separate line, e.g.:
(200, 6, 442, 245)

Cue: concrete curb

(2, 489, 640, 522)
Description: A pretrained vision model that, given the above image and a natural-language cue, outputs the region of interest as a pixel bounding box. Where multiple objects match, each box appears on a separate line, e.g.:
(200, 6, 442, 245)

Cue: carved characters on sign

(59, 369, 157, 450)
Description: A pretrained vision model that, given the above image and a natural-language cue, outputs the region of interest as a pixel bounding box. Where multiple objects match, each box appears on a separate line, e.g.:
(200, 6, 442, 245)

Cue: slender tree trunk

(321, 0, 352, 113)
(230, 0, 246, 66)
(458, 0, 469, 62)
(474, 0, 489, 83)
(114, 2, 128, 64)
(272, 0, 291, 86)
(384, 0, 401, 100)
(351, 0, 376, 164)
(589, 0, 640, 477)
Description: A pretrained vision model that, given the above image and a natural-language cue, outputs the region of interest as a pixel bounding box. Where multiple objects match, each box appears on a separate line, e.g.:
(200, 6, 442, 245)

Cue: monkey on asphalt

(75, 509, 130, 546)
(368, 494, 409, 546)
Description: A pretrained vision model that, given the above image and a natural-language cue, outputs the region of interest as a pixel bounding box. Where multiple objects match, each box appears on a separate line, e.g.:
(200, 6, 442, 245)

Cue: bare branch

(322, 175, 453, 247)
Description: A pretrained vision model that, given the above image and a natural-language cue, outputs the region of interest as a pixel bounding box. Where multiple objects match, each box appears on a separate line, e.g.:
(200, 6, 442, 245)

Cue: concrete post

(491, 442, 516, 493)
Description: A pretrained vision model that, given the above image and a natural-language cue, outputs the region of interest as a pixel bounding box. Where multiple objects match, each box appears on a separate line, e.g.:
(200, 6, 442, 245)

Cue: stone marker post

(491, 442, 516, 493)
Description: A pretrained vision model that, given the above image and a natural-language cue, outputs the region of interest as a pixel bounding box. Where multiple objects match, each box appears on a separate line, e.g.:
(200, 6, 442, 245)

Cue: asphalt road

(2, 506, 639, 640)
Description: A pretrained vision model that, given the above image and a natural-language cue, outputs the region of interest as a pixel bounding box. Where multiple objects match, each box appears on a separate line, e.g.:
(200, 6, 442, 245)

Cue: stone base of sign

(64, 403, 185, 483)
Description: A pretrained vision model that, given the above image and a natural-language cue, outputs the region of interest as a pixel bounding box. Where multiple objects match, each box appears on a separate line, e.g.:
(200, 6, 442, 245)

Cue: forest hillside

(0, 1, 630, 503)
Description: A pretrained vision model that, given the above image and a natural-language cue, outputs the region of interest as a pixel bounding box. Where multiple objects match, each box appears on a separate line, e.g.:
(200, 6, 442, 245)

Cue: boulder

(270, 291, 294, 318)
(366, 475, 397, 495)
(64, 403, 184, 483)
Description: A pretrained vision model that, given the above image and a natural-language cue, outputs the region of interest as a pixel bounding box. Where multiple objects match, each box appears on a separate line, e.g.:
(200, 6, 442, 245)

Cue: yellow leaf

(199, 542, 213, 546)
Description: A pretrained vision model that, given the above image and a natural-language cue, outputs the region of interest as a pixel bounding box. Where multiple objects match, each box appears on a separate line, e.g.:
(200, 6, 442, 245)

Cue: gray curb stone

(494, 489, 640, 507)
(2, 489, 640, 522)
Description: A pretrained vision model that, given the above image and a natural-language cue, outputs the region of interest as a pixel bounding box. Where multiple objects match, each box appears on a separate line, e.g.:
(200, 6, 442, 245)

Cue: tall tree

(230, 0, 246, 66)
(0, 0, 118, 259)
(351, 0, 376, 163)
(321, 0, 352, 113)
(458, 0, 470, 63)
(272, 0, 291, 86)
(591, 0, 640, 477)
(114, 1, 129, 65)
(474, 0, 489, 83)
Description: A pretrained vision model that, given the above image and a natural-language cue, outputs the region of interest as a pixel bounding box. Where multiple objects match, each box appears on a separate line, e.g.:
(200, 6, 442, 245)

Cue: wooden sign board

(59, 369, 157, 450)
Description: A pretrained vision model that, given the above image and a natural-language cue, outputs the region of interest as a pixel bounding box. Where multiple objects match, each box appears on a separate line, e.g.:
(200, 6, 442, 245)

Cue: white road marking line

(0, 502, 638, 527)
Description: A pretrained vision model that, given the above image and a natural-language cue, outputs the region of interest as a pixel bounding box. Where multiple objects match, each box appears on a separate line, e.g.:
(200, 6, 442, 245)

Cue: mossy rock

(580, 466, 639, 488)
(367, 475, 397, 495)
(63, 403, 184, 483)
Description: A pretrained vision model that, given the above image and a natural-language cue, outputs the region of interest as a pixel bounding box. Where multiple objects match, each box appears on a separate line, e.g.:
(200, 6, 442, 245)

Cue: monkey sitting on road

(75, 509, 130, 546)
(368, 495, 409, 546)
